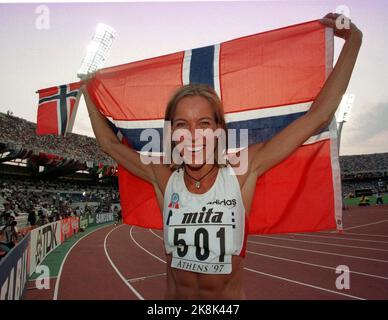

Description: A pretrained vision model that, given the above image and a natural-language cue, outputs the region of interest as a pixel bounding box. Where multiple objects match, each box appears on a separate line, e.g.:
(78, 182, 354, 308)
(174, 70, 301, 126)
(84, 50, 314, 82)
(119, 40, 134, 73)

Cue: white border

(106, 101, 313, 129)
(65, 89, 81, 135)
(225, 101, 312, 123)
(56, 102, 62, 136)
(182, 49, 191, 85)
(213, 43, 221, 97)
(325, 26, 342, 231)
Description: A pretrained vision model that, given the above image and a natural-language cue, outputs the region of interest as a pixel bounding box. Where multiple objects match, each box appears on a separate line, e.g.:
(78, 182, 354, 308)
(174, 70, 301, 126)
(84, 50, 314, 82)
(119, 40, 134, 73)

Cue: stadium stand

(0, 175, 119, 226)
(0, 111, 112, 164)
(340, 153, 388, 173)
(340, 153, 388, 197)
(0, 112, 120, 230)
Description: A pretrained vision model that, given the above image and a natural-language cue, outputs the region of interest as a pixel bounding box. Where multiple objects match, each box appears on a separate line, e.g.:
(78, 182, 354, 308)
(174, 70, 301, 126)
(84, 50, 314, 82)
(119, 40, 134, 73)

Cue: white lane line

(149, 228, 163, 240)
(127, 273, 167, 283)
(246, 250, 388, 281)
(254, 235, 388, 252)
(53, 224, 111, 300)
(338, 220, 388, 232)
(248, 240, 388, 263)
(244, 267, 365, 300)
(332, 232, 388, 239)
(104, 225, 145, 300)
(286, 233, 388, 244)
(130, 226, 166, 264)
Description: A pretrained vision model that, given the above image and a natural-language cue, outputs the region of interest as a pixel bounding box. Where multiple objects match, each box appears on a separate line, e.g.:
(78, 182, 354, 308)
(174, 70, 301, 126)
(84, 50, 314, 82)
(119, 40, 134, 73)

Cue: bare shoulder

(150, 158, 174, 194)
(227, 143, 265, 188)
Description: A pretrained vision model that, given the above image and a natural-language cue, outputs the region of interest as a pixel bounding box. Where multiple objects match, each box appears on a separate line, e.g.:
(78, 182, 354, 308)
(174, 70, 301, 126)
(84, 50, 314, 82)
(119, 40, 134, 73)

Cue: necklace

(184, 165, 217, 189)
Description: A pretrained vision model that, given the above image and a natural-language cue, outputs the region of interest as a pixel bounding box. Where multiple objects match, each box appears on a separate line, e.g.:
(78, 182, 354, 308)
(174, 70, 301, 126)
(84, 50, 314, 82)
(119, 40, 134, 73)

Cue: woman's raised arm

(81, 82, 161, 186)
(250, 13, 363, 177)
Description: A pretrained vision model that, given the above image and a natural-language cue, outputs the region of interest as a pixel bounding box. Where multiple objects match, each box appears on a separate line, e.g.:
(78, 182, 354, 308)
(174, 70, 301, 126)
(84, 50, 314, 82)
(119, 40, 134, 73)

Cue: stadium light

(77, 23, 117, 79)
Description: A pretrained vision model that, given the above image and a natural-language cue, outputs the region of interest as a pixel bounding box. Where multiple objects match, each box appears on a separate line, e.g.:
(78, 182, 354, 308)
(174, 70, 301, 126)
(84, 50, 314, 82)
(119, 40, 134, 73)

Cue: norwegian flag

(36, 82, 81, 136)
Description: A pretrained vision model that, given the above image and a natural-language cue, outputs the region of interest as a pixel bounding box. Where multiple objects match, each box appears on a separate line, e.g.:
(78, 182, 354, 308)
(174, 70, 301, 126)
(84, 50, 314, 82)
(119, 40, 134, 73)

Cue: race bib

(167, 205, 235, 274)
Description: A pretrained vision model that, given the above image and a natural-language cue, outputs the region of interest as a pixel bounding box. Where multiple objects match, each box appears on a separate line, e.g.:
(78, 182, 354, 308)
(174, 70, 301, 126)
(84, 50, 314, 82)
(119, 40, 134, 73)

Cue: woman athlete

(81, 13, 362, 299)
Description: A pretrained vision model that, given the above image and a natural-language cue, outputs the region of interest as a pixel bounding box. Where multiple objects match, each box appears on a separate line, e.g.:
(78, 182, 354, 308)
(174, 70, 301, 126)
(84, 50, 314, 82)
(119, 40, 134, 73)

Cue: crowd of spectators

(339, 153, 387, 198)
(0, 175, 120, 228)
(0, 112, 112, 164)
(0, 174, 121, 259)
(342, 180, 386, 197)
(340, 153, 388, 174)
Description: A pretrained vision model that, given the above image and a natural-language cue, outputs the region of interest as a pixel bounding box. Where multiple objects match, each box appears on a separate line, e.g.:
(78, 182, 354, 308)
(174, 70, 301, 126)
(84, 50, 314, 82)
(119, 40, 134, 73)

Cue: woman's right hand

(79, 72, 96, 93)
(80, 82, 87, 95)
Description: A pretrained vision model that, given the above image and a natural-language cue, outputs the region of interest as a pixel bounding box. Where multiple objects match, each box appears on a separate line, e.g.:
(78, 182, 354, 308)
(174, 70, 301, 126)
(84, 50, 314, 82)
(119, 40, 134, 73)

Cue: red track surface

(24, 205, 388, 300)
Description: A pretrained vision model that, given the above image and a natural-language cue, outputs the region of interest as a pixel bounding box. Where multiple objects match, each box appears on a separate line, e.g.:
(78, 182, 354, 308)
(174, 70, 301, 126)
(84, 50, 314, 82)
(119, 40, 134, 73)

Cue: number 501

(173, 227, 226, 262)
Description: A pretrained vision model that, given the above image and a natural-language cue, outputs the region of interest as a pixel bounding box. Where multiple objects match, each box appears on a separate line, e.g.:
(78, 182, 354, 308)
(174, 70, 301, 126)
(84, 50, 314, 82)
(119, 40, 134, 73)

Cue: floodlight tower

(336, 93, 355, 154)
(77, 23, 116, 79)
(74, 23, 116, 173)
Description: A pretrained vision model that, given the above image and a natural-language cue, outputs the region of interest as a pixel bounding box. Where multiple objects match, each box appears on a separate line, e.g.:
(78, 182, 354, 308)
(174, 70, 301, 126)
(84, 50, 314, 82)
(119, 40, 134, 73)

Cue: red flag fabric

(36, 82, 81, 136)
(86, 20, 343, 234)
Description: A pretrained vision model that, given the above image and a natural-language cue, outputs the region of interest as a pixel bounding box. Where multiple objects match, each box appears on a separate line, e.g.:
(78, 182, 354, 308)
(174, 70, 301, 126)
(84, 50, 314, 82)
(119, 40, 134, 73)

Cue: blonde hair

(164, 83, 228, 170)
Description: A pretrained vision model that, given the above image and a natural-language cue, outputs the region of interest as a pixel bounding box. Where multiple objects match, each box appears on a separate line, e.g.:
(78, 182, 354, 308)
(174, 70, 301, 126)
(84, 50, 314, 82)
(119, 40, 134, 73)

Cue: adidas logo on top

(207, 199, 236, 207)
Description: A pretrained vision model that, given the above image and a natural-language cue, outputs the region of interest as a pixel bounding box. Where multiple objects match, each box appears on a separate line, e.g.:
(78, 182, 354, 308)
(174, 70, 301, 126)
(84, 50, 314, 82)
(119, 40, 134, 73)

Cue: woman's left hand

(319, 12, 363, 42)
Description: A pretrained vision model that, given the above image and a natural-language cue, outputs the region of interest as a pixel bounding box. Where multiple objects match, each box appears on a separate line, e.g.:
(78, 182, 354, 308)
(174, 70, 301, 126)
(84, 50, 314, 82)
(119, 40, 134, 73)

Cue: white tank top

(163, 165, 247, 275)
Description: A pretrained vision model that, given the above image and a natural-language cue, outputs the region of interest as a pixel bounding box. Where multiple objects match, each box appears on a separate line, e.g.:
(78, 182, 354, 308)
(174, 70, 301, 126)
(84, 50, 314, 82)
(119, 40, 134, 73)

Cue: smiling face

(164, 84, 227, 169)
(172, 96, 219, 168)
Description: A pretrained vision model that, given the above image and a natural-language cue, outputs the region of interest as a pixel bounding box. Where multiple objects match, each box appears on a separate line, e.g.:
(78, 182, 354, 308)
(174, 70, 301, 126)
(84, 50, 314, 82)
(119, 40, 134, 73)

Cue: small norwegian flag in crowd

(36, 82, 81, 136)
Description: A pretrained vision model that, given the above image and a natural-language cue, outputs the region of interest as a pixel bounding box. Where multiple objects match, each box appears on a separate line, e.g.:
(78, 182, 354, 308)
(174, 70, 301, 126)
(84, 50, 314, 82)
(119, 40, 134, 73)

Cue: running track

(23, 205, 388, 300)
